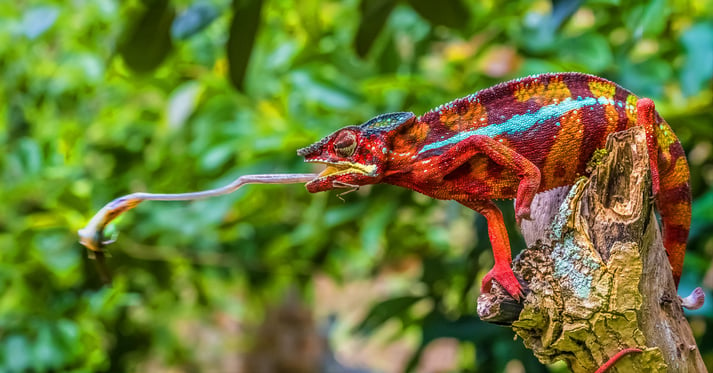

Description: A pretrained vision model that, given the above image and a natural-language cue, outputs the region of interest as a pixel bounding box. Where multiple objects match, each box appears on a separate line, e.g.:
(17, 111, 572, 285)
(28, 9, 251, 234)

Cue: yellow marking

(543, 76, 571, 104)
(588, 80, 616, 98)
(656, 122, 677, 149)
(626, 94, 637, 122)
(514, 80, 546, 102)
(541, 109, 583, 189)
(441, 102, 488, 131)
(515, 76, 570, 106)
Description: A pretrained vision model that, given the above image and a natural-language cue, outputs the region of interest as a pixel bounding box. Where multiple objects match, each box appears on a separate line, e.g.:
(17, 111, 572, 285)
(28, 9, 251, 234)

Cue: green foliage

(2, 0, 713, 371)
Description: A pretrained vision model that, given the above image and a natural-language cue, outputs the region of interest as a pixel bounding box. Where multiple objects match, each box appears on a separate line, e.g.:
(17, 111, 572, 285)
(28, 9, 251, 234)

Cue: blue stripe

(418, 96, 599, 154)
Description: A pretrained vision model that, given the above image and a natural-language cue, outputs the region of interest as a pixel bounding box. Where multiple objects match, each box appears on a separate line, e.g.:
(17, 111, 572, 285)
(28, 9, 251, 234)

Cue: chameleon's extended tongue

(78, 173, 318, 252)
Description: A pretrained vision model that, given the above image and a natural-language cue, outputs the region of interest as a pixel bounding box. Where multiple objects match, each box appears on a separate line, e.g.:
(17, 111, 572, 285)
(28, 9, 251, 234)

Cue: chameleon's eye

(333, 131, 357, 157)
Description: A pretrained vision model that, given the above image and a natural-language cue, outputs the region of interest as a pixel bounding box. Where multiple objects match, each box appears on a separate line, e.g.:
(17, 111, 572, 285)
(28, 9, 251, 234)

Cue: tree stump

(477, 127, 707, 372)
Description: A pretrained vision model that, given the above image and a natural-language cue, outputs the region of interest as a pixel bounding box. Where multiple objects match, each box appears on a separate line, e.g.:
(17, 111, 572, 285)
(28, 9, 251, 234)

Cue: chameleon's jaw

(315, 161, 376, 178)
(304, 160, 378, 192)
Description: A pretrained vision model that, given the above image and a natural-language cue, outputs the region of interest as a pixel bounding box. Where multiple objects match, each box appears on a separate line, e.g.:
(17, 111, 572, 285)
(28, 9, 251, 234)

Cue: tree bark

(477, 127, 707, 372)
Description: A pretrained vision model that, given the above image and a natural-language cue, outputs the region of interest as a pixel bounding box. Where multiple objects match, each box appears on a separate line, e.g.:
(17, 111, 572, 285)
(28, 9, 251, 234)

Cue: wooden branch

(477, 127, 707, 372)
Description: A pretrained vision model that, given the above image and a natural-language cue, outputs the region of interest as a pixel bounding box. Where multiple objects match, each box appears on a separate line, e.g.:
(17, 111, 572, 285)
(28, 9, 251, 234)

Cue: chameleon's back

(416, 72, 691, 284)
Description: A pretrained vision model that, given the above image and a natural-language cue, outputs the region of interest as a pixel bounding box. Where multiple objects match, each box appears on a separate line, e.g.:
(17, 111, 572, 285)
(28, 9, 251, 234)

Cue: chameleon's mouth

(309, 161, 377, 180)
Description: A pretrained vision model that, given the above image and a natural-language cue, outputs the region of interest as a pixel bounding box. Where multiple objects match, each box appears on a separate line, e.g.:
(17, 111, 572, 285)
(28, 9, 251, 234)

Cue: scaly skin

(298, 72, 691, 300)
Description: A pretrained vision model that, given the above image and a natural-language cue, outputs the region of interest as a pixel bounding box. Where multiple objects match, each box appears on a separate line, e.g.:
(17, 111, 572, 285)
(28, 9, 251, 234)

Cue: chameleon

(297, 72, 692, 301)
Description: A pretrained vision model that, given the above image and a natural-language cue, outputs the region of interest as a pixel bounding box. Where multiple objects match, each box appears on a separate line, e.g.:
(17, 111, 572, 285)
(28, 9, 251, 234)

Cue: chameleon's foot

(482, 265, 523, 301)
(515, 207, 532, 225)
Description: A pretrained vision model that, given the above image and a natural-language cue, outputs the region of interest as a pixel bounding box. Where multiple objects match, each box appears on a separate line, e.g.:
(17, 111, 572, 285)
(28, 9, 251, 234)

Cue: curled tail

(637, 98, 691, 285)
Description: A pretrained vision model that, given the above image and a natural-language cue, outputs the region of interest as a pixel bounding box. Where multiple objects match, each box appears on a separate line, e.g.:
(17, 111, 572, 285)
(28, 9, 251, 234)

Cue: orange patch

(604, 104, 620, 135)
(392, 122, 428, 153)
(541, 110, 584, 189)
(514, 76, 570, 106)
(406, 121, 429, 142)
(660, 201, 692, 226)
(440, 101, 488, 132)
(514, 80, 546, 102)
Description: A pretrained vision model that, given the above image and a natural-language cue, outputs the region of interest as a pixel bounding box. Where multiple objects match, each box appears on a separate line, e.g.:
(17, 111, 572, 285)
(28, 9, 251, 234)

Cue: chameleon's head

(297, 112, 415, 193)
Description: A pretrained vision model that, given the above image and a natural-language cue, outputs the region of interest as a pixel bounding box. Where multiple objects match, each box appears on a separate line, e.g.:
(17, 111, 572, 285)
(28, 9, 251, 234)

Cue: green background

(2, 0, 713, 371)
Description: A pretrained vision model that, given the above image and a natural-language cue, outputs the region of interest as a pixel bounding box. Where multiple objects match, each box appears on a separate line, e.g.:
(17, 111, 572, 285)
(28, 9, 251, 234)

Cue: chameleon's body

(298, 72, 691, 300)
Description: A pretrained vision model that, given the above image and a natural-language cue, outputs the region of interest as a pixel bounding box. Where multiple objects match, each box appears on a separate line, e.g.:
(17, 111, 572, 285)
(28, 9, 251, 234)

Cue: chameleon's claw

(482, 265, 523, 301)
(78, 227, 104, 252)
(515, 207, 532, 225)
(102, 238, 117, 246)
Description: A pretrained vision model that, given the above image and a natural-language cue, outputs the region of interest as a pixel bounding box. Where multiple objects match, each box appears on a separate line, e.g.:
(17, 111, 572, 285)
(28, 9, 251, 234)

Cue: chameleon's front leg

(434, 134, 541, 223)
(459, 199, 523, 300)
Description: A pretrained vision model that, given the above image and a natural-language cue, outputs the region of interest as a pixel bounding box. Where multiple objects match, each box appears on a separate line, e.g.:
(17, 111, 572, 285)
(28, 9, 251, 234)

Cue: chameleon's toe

(515, 207, 532, 225)
(482, 266, 523, 301)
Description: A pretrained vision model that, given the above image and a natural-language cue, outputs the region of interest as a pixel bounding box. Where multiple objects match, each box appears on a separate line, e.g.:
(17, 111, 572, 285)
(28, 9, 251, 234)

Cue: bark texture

(477, 127, 707, 372)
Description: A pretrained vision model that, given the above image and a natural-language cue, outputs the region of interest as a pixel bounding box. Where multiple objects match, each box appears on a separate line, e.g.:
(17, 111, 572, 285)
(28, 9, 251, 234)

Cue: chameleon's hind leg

(460, 199, 523, 300)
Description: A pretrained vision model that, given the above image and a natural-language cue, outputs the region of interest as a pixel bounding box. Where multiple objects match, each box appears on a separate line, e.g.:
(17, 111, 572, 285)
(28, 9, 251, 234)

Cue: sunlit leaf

(167, 81, 202, 129)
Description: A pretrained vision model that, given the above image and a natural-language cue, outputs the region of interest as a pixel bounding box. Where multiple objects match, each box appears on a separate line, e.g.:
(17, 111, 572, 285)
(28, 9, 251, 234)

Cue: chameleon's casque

(298, 72, 691, 300)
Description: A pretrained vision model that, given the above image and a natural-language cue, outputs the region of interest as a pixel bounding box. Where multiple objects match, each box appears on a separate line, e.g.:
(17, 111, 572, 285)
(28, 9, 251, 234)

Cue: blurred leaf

(680, 22, 713, 97)
(421, 312, 483, 344)
(520, 0, 582, 53)
(557, 34, 612, 73)
(548, 0, 583, 32)
(289, 70, 362, 110)
(617, 58, 672, 98)
(34, 326, 63, 370)
(354, 295, 423, 335)
(405, 0, 470, 29)
(21, 5, 59, 39)
(626, 0, 668, 39)
(167, 81, 202, 129)
(118, 0, 175, 73)
(690, 190, 713, 241)
(171, 2, 220, 40)
(354, 0, 397, 58)
(4, 335, 31, 372)
(227, 0, 263, 91)
(14, 137, 43, 176)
